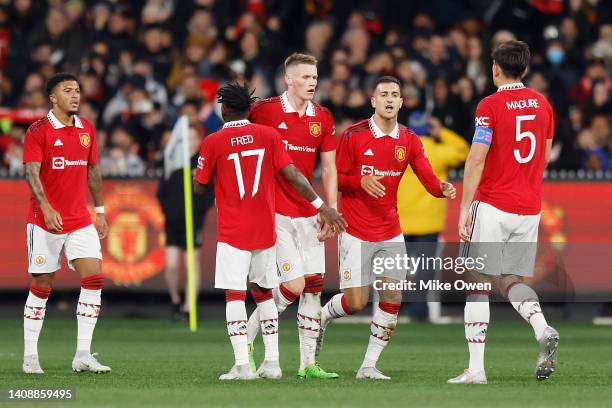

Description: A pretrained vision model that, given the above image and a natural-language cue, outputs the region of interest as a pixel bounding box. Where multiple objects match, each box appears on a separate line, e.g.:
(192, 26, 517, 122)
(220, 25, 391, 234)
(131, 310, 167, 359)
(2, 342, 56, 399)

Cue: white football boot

(256, 360, 282, 379)
(535, 326, 559, 380)
(356, 366, 391, 380)
(447, 369, 487, 384)
(219, 364, 258, 380)
(23, 355, 44, 374)
(72, 352, 111, 373)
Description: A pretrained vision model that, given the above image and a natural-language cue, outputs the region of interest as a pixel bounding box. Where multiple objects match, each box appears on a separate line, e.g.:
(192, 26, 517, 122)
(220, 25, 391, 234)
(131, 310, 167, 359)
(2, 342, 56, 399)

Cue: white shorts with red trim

(215, 242, 278, 290)
(26, 223, 102, 274)
(275, 213, 325, 282)
(465, 200, 540, 277)
(338, 231, 406, 290)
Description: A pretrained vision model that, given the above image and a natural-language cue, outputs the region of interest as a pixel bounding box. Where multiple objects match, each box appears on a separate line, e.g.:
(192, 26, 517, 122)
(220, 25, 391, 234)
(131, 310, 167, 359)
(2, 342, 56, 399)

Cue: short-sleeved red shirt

(249, 92, 336, 217)
(22, 110, 97, 233)
(194, 120, 293, 250)
(337, 117, 442, 241)
(472, 83, 555, 214)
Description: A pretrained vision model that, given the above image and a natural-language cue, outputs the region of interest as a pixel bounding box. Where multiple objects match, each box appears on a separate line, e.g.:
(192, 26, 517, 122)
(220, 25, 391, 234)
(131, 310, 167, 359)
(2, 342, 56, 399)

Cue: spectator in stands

(100, 126, 145, 176)
(578, 114, 611, 171)
(0, 0, 609, 175)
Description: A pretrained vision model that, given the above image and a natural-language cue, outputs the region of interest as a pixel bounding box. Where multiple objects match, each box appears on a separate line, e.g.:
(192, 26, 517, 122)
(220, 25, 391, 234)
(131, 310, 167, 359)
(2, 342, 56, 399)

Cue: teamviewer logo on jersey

(361, 165, 374, 176)
(52, 157, 65, 169)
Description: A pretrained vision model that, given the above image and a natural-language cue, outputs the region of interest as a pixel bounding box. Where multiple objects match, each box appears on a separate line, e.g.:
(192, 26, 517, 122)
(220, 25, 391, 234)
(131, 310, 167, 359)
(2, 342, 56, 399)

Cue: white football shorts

(338, 231, 406, 290)
(275, 213, 325, 282)
(464, 200, 540, 277)
(26, 223, 102, 274)
(215, 242, 278, 290)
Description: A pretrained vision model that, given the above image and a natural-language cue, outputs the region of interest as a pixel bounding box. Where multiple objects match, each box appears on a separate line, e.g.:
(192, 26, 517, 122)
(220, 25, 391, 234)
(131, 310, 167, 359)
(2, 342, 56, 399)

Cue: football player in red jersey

(246, 53, 339, 378)
(449, 41, 558, 385)
(317, 76, 456, 380)
(194, 82, 346, 380)
(22, 73, 110, 374)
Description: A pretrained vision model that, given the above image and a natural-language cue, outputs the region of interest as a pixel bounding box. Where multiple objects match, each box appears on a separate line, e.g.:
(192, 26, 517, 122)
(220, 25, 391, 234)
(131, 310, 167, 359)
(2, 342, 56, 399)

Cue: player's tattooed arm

(25, 162, 63, 232)
(88, 164, 108, 239)
(25, 162, 48, 206)
(280, 164, 318, 201)
(280, 164, 347, 232)
(87, 164, 104, 206)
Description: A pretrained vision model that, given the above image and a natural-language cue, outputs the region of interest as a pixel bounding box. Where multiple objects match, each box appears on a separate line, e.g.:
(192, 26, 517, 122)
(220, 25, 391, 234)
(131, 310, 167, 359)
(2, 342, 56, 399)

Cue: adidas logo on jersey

(54, 139, 63, 147)
(364, 149, 374, 156)
(278, 122, 288, 129)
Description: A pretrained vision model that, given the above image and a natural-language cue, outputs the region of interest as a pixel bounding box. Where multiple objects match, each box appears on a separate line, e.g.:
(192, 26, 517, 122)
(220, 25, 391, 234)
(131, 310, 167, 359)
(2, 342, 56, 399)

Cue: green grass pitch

(1, 318, 611, 408)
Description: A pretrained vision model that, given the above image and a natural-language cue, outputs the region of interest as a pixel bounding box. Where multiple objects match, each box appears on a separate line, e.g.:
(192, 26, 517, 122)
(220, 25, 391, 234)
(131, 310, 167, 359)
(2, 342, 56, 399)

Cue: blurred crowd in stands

(0, 0, 610, 176)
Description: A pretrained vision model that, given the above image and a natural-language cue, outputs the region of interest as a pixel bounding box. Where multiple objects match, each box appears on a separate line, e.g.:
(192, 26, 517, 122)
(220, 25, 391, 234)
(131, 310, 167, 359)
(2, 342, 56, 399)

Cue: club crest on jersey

(79, 133, 91, 148)
(342, 269, 351, 281)
(395, 146, 406, 162)
(309, 122, 321, 137)
(281, 261, 292, 273)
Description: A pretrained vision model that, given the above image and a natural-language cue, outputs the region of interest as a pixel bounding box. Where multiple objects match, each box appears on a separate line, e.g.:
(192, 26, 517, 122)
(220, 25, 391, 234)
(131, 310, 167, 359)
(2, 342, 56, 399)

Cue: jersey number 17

(227, 148, 265, 199)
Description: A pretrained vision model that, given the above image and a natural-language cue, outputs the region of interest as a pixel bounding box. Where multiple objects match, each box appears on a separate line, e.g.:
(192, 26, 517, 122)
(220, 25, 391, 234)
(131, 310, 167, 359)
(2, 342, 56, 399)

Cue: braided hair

(216, 82, 257, 117)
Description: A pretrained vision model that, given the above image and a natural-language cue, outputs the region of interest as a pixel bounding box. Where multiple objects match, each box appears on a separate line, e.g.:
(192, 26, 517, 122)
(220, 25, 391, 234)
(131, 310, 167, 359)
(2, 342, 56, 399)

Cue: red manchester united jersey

(249, 92, 336, 217)
(337, 117, 443, 241)
(23, 110, 97, 233)
(472, 83, 554, 215)
(194, 120, 293, 250)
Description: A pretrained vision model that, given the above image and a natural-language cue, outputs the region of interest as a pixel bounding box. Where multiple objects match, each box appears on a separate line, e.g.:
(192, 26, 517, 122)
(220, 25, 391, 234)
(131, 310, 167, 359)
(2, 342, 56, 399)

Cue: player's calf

(358, 300, 400, 378)
(246, 282, 300, 344)
(225, 290, 249, 373)
(250, 286, 279, 371)
(23, 283, 51, 373)
(317, 293, 354, 359)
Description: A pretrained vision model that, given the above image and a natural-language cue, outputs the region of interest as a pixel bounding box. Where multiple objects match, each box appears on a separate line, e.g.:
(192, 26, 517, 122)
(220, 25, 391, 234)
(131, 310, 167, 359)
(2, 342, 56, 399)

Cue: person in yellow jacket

(399, 112, 469, 320)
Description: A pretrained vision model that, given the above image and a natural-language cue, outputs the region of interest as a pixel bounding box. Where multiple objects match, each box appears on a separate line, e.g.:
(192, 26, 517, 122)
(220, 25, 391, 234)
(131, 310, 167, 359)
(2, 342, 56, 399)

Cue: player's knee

(345, 296, 368, 312)
(379, 290, 402, 304)
(31, 273, 53, 289)
(499, 275, 523, 299)
(282, 277, 305, 295)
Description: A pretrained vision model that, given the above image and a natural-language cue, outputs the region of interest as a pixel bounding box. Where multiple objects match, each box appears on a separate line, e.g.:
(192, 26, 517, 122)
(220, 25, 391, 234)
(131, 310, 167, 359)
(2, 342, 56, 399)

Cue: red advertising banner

(1, 179, 611, 292)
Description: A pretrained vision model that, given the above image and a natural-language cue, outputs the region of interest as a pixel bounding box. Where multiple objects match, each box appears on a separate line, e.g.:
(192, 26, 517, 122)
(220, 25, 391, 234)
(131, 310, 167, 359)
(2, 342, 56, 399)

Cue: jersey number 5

(227, 149, 265, 199)
(514, 115, 536, 163)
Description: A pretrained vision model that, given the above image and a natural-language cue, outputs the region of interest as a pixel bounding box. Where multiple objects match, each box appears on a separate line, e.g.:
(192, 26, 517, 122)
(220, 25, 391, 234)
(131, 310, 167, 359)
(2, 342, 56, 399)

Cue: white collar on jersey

(47, 110, 84, 129)
(368, 116, 400, 139)
(222, 119, 251, 128)
(280, 91, 316, 117)
(497, 82, 525, 92)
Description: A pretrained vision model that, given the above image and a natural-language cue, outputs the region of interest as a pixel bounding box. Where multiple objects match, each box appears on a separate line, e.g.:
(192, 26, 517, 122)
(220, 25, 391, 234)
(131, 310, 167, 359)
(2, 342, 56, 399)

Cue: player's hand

(41, 202, 63, 232)
(95, 214, 109, 239)
(458, 208, 473, 242)
(441, 181, 456, 199)
(360, 175, 386, 198)
(318, 206, 348, 234)
(317, 221, 335, 241)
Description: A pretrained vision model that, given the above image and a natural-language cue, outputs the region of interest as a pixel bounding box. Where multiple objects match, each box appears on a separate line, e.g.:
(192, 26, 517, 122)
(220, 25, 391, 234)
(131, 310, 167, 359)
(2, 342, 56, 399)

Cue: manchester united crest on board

(395, 146, 406, 162)
(79, 133, 91, 148)
(309, 122, 321, 137)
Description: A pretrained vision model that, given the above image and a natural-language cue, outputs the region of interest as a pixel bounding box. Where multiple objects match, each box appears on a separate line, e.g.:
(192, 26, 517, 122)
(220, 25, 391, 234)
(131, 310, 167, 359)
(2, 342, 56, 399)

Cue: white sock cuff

(26, 292, 48, 308)
(78, 288, 102, 305)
